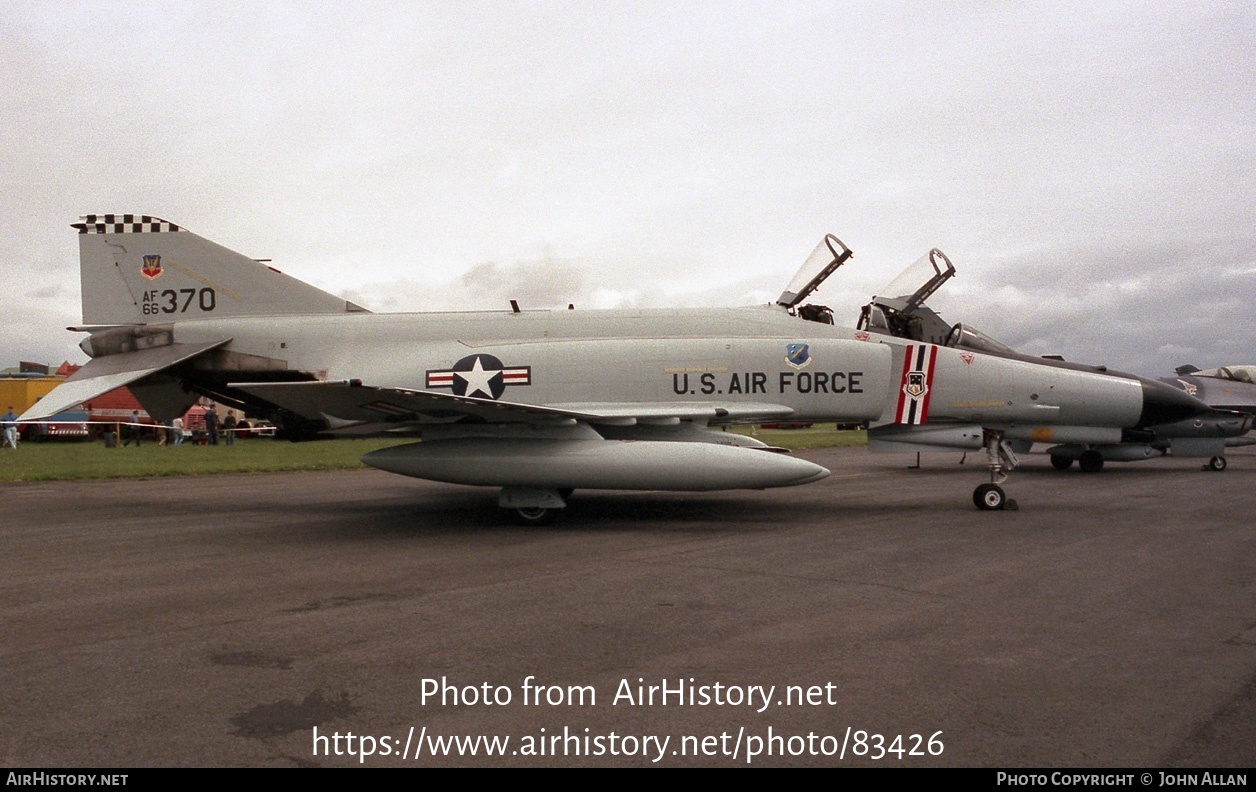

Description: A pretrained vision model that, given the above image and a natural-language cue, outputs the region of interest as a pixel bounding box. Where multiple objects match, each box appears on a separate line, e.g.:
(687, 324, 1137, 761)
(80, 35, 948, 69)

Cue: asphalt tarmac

(2, 446, 1253, 767)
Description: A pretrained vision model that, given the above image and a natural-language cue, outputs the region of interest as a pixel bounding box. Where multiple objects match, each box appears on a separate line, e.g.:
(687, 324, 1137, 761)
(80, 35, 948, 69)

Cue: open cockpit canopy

(777, 234, 853, 311)
(856, 248, 957, 345)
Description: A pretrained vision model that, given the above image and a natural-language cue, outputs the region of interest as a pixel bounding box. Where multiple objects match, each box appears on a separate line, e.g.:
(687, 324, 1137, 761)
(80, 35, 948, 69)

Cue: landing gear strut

(973, 430, 1020, 511)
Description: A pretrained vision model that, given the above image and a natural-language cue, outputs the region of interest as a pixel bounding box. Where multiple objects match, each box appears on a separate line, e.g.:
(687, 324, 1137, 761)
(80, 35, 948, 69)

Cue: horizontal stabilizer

(19, 340, 228, 421)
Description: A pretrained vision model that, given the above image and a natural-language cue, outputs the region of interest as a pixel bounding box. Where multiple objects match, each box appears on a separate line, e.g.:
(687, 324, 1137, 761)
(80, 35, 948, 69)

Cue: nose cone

(1138, 378, 1209, 428)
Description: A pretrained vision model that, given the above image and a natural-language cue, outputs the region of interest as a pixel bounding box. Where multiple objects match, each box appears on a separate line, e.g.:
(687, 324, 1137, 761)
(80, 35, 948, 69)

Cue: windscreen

(945, 323, 1018, 355)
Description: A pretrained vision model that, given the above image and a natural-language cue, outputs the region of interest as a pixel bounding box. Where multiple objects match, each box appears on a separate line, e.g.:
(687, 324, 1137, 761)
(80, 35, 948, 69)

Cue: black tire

(1078, 450, 1104, 473)
(1050, 455, 1073, 471)
(1207, 456, 1227, 472)
(973, 483, 1006, 511)
(511, 507, 555, 526)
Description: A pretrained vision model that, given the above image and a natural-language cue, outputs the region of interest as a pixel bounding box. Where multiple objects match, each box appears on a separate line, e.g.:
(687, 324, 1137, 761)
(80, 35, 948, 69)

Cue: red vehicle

(21, 409, 90, 441)
(59, 370, 259, 443)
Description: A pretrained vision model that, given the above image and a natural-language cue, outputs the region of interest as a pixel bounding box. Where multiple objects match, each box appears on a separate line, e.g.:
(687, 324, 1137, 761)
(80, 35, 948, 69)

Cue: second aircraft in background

(849, 248, 1252, 473)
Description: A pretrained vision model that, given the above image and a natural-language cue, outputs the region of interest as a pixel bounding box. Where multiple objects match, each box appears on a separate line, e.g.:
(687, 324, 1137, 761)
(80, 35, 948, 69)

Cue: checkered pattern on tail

(73, 214, 183, 234)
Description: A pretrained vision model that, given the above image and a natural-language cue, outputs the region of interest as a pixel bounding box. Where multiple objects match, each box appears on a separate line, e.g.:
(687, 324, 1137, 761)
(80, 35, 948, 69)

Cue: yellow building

(0, 376, 66, 414)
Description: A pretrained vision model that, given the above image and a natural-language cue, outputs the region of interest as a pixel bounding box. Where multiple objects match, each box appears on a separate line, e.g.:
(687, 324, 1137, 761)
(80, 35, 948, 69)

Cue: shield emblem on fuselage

(141, 255, 163, 280)
(785, 343, 812, 369)
(904, 371, 927, 398)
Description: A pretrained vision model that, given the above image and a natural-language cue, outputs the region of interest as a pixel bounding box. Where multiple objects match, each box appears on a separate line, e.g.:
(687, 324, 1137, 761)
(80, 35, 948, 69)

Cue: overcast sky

(2, 1, 1251, 376)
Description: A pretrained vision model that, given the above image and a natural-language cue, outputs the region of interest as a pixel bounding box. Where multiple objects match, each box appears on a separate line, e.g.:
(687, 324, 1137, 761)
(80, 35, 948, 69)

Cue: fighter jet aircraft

(1171, 365, 1256, 414)
(1046, 364, 1255, 472)
(851, 248, 1250, 473)
(21, 216, 1205, 520)
(1170, 365, 1256, 471)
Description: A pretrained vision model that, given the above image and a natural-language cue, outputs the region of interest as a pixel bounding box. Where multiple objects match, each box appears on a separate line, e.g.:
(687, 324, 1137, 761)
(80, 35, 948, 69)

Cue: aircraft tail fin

(75, 214, 370, 325)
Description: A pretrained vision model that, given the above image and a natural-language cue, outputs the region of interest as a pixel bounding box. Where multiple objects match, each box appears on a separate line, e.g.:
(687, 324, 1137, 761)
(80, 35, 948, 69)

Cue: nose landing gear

(974, 430, 1020, 511)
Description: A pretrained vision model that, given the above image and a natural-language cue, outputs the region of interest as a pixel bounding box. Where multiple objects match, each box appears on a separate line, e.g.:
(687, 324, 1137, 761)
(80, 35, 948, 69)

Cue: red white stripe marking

(426, 365, 531, 389)
(894, 344, 939, 425)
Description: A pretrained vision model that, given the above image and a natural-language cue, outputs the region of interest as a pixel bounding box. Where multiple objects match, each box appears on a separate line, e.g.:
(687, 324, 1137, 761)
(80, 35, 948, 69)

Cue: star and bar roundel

(895, 344, 938, 425)
(426, 354, 531, 400)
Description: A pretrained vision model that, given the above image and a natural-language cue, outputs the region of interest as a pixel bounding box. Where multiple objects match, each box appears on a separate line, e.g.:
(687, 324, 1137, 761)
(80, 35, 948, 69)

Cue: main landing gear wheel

(1051, 455, 1073, 471)
(1078, 449, 1105, 473)
(499, 487, 567, 525)
(511, 507, 555, 526)
(974, 483, 1007, 511)
(1206, 456, 1227, 472)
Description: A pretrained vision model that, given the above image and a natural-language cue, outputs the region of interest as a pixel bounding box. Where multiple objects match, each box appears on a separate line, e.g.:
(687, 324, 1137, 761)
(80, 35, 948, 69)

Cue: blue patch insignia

(785, 343, 812, 370)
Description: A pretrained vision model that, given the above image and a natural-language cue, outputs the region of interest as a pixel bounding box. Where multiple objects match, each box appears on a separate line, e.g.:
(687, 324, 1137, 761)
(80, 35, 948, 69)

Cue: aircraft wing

(230, 380, 797, 434)
(19, 340, 230, 421)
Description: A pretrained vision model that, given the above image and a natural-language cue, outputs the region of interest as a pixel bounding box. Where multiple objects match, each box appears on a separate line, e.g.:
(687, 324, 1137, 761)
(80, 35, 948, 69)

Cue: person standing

(171, 415, 184, 445)
(122, 409, 142, 447)
(223, 411, 237, 446)
(204, 407, 219, 446)
(1, 407, 18, 450)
